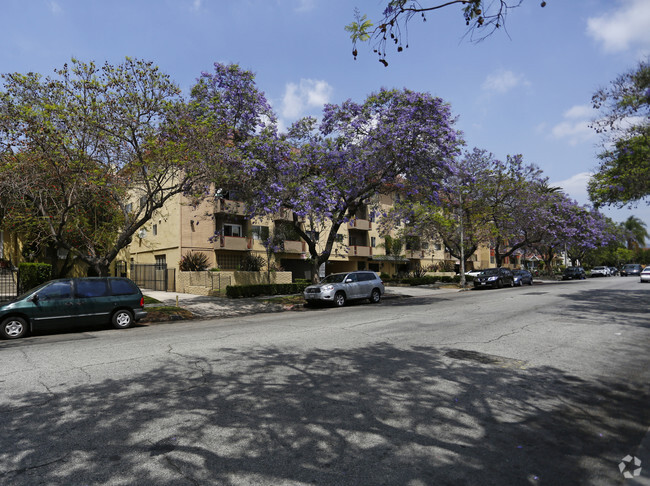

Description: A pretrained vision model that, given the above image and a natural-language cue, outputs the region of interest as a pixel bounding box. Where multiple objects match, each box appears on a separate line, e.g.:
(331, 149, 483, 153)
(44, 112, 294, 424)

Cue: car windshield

(320, 274, 347, 284)
(565, 267, 579, 272)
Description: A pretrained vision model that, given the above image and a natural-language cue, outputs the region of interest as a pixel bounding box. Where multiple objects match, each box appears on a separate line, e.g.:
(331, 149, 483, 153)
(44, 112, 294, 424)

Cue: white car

(465, 269, 483, 277)
(590, 266, 610, 277)
(640, 267, 650, 283)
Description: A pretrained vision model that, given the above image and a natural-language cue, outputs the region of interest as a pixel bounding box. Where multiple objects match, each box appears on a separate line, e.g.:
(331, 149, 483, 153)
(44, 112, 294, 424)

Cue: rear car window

(359, 272, 376, 281)
(110, 279, 139, 296)
(75, 279, 109, 298)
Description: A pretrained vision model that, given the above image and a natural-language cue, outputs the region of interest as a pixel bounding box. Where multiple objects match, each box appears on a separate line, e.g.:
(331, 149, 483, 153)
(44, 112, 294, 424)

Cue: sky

(2, 0, 650, 237)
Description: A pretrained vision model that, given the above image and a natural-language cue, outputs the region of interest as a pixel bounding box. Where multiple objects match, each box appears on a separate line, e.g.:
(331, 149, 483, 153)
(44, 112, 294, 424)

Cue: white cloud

(587, 0, 650, 53)
(550, 104, 597, 146)
(481, 69, 530, 94)
(294, 0, 316, 12)
(48, 1, 62, 14)
(281, 79, 333, 120)
(551, 172, 593, 204)
(191, 0, 202, 11)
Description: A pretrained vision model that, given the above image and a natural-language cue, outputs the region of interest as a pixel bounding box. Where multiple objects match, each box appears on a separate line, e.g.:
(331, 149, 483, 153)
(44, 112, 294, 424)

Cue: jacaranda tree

(215, 84, 464, 281)
(347, 0, 548, 66)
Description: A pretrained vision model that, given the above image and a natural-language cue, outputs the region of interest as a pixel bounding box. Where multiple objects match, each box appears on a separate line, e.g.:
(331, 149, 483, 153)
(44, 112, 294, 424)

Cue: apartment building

(125, 189, 485, 283)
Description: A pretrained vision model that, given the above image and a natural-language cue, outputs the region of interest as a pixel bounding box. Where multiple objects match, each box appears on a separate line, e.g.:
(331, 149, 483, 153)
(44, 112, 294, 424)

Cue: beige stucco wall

(178, 270, 293, 295)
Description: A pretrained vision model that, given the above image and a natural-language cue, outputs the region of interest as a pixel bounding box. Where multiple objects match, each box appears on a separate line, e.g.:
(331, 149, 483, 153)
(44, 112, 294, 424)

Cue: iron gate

(0, 267, 18, 302)
(129, 263, 176, 292)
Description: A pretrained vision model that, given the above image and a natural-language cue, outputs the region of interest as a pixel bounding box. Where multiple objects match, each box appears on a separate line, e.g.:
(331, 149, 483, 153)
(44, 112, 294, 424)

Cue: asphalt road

(1, 277, 649, 485)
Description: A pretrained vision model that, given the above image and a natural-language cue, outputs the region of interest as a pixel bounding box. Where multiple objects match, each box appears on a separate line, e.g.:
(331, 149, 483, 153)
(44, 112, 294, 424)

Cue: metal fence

(0, 267, 18, 302)
(129, 263, 176, 292)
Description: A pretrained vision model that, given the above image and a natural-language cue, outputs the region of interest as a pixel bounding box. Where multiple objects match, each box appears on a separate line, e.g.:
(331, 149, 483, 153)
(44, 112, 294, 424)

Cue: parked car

(465, 269, 483, 278)
(0, 277, 147, 340)
(608, 267, 619, 276)
(512, 269, 533, 286)
(590, 266, 610, 277)
(303, 271, 384, 307)
(621, 264, 643, 277)
(640, 267, 650, 283)
(562, 266, 586, 280)
(473, 267, 515, 289)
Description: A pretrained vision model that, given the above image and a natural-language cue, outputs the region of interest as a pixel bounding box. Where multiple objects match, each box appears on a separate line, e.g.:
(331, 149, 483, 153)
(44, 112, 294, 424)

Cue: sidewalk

(142, 284, 458, 320)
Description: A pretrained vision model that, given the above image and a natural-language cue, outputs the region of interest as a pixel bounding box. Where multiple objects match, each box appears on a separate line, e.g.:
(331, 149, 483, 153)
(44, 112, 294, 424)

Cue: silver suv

(304, 271, 385, 307)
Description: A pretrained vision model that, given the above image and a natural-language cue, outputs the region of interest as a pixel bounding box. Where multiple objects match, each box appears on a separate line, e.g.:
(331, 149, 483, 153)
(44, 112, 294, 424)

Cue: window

(252, 225, 269, 240)
(153, 224, 158, 236)
(110, 279, 139, 296)
(155, 255, 166, 270)
(75, 279, 109, 298)
(39, 280, 72, 300)
(223, 223, 243, 237)
(434, 243, 442, 251)
(421, 242, 429, 250)
(370, 236, 376, 247)
(139, 196, 147, 209)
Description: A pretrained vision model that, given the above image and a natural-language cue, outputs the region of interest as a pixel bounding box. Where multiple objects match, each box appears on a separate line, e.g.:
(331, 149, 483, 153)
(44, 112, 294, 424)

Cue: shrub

(179, 251, 210, 271)
(18, 263, 52, 293)
(239, 254, 266, 271)
(226, 282, 310, 298)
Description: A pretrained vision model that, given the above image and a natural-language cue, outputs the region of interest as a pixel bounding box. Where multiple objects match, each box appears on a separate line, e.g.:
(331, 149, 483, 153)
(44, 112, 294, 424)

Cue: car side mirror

(345, 278, 353, 283)
(30, 294, 39, 303)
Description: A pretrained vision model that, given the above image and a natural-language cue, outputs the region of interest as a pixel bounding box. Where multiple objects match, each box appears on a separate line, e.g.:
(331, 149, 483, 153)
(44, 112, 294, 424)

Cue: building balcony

(215, 199, 247, 216)
(349, 218, 372, 231)
(273, 208, 304, 222)
(350, 245, 372, 257)
(406, 250, 426, 259)
(216, 236, 252, 251)
(283, 240, 305, 253)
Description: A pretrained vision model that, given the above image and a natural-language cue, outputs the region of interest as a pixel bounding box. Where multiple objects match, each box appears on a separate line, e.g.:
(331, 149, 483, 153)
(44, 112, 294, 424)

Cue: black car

(620, 264, 642, 277)
(473, 268, 515, 289)
(562, 266, 586, 280)
(513, 269, 533, 286)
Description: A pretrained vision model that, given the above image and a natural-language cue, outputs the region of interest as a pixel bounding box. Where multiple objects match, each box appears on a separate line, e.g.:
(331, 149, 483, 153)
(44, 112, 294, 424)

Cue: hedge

(398, 275, 465, 286)
(226, 282, 311, 298)
(18, 263, 52, 293)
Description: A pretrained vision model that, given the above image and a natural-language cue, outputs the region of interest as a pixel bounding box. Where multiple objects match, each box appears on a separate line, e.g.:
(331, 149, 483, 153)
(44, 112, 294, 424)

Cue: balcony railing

(405, 249, 426, 259)
(349, 218, 372, 231)
(350, 245, 372, 257)
(217, 236, 252, 251)
(215, 199, 247, 216)
(283, 240, 305, 253)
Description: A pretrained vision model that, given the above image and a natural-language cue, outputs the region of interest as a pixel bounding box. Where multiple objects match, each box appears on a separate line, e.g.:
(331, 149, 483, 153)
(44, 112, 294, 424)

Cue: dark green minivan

(0, 277, 147, 340)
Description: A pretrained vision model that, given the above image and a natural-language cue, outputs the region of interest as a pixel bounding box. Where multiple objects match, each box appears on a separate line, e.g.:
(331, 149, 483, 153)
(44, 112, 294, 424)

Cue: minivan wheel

(1, 316, 27, 339)
(334, 292, 346, 307)
(112, 309, 134, 329)
(369, 288, 381, 304)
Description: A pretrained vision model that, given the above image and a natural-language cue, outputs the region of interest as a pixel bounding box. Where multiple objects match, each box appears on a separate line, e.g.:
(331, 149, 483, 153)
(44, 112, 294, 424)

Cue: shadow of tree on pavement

(1, 342, 647, 485)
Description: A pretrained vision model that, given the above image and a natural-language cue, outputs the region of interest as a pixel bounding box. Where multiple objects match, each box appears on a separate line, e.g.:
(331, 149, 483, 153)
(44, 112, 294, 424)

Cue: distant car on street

(621, 264, 642, 277)
(590, 266, 610, 277)
(562, 266, 586, 280)
(473, 267, 515, 289)
(640, 267, 650, 283)
(608, 267, 619, 276)
(512, 269, 533, 286)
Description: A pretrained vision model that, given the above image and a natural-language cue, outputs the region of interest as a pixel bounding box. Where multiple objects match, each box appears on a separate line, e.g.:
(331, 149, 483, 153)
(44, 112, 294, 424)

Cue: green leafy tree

(0, 58, 215, 276)
(346, 1, 548, 65)
(589, 60, 650, 207)
(621, 215, 649, 250)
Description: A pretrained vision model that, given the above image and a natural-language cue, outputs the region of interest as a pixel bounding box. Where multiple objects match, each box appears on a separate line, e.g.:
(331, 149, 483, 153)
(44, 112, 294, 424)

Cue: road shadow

(1, 342, 647, 485)
(556, 288, 650, 328)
